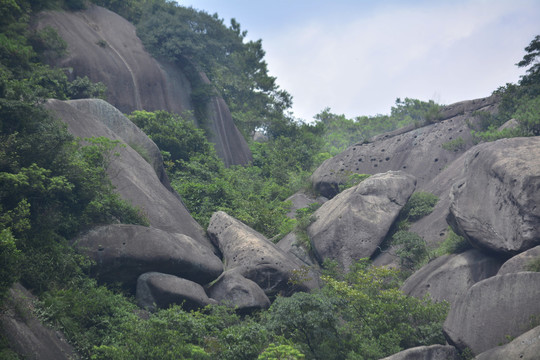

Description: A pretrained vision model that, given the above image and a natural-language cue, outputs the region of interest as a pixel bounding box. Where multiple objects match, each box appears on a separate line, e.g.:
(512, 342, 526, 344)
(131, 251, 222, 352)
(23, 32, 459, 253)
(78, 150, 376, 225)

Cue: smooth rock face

(308, 171, 416, 271)
(74, 224, 223, 289)
(474, 325, 540, 360)
(310, 97, 497, 199)
(207, 211, 316, 296)
(207, 269, 271, 313)
(443, 272, 540, 355)
(448, 137, 540, 255)
(36, 5, 252, 167)
(380, 345, 460, 360)
(66, 99, 172, 190)
(45, 99, 212, 248)
(0, 283, 78, 360)
(136, 272, 217, 312)
(285, 191, 326, 218)
(401, 249, 502, 306)
(497, 245, 540, 275)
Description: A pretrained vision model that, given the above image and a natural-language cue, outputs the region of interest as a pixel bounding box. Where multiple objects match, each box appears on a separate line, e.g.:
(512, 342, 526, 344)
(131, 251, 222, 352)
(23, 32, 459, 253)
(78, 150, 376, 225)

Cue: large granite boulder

(0, 283, 79, 360)
(136, 272, 217, 312)
(45, 99, 213, 248)
(311, 96, 497, 198)
(206, 269, 271, 313)
(380, 345, 460, 360)
(443, 272, 540, 355)
(497, 245, 540, 275)
(74, 224, 223, 290)
(66, 99, 172, 190)
(448, 137, 540, 255)
(35, 4, 252, 167)
(475, 325, 540, 360)
(307, 171, 416, 271)
(207, 211, 317, 296)
(401, 249, 502, 306)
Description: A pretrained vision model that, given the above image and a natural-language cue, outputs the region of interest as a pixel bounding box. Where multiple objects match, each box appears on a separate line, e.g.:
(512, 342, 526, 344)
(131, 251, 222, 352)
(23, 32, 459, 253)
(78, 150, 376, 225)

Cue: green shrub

(525, 257, 540, 272)
(442, 137, 465, 152)
(391, 230, 428, 270)
(433, 228, 471, 256)
(401, 192, 439, 222)
(337, 173, 370, 192)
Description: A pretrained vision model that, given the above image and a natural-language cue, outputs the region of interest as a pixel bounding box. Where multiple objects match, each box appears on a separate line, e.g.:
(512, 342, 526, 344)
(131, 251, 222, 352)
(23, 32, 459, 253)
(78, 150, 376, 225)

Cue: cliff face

(34, 4, 252, 166)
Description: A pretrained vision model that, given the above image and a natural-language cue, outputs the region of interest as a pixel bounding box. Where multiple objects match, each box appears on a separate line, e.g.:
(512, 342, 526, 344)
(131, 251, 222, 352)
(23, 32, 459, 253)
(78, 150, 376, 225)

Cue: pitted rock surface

(308, 171, 416, 271)
(474, 325, 540, 360)
(74, 224, 223, 290)
(443, 272, 540, 355)
(207, 211, 316, 296)
(401, 249, 502, 306)
(136, 272, 217, 311)
(311, 96, 497, 199)
(448, 137, 540, 255)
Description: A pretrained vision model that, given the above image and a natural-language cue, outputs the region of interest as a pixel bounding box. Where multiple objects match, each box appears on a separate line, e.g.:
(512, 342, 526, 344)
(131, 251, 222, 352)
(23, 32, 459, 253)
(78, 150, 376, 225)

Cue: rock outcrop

(74, 224, 223, 290)
(443, 272, 540, 355)
(35, 4, 252, 166)
(45, 99, 212, 248)
(401, 249, 502, 306)
(136, 272, 217, 312)
(207, 269, 271, 313)
(207, 211, 317, 296)
(311, 96, 497, 199)
(448, 137, 540, 255)
(497, 245, 540, 275)
(474, 325, 540, 360)
(380, 345, 460, 360)
(0, 283, 79, 359)
(307, 171, 416, 271)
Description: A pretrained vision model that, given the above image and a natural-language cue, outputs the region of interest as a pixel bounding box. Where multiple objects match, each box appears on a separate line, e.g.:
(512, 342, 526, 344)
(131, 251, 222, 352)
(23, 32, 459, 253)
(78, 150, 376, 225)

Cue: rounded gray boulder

(136, 272, 217, 312)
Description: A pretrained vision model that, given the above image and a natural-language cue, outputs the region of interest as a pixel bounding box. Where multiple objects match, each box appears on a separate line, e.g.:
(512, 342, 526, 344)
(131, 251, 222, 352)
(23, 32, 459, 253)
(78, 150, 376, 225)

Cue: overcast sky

(177, 0, 540, 121)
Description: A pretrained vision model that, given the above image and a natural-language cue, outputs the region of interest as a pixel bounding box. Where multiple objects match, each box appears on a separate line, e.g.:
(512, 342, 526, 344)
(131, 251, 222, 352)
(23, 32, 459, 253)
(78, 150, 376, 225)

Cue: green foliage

(441, 136, 465, 152)
(525, 257, 540, 272)
(400, 192, 439, 222)
(391, 230, 428, 270)
(433, 228, 471, 256)
(258, 343, 305, 360)
(294, 203, 320, 250)
(514, 95, 540, 136)
(337, 172, 370, 192)
(0, 228, 21, 298)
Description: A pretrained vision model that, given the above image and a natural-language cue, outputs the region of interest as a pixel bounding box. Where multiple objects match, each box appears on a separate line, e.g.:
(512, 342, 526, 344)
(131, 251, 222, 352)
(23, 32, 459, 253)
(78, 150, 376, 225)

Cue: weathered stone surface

(498, 245, 540, 275)
(207, 269, 270, 313)
(474, 325, 540, 360)
(207, 211, 317, 296)
(45, 99, 213, 248)
(276, 232, 317, 267)
(443, 272, 540, 355)
(308, 171, 416, 271)
(285, 191, 326, 218)
(448, 137, 540, 255)
(401, 249, 502, 306)
(380, 345, 460, 360)
(136, 272, 217, 311)
(0, 283, 79, 360)
(66, 98, 172, 190)
(74, 224, 223, 289)
(311, 97, 497, 199)
(36, 5, 252, 167)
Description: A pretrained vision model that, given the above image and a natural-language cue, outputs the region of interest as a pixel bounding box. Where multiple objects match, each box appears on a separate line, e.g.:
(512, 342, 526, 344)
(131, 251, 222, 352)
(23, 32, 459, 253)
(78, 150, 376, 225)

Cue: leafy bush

(391, 230, 429, 270)
(442, 136, 465, 152)
(401, 192, 439, 222)
(433, 228, 471, 256)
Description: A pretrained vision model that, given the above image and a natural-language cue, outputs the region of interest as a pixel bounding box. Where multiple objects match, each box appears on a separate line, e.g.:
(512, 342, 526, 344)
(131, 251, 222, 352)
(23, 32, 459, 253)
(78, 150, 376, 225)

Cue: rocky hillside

(34, 4, 252, 167)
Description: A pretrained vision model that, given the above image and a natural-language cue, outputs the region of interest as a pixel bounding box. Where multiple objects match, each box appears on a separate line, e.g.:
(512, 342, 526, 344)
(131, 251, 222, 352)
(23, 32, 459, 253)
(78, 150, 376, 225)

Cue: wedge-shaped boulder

(380, 345, 459, 360)
(136, 272, 217, 312)
(207, 269, 270, 313)
(207, 211, 316, 296)
(308, 171, 416, 271)
(45, 99, 212, 249)
(475, 325, 540, 360)
(443, 272, 540, 355)
(497, 245, 540, 275)
(448, 137, 540, 255)
(401, 249, 502, 306)
(74, 224, 223, 290)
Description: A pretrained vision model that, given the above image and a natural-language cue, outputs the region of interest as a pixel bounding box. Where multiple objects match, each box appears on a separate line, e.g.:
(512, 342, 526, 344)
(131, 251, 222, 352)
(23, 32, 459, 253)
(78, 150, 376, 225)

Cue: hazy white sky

(177, 0, 540, 121)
